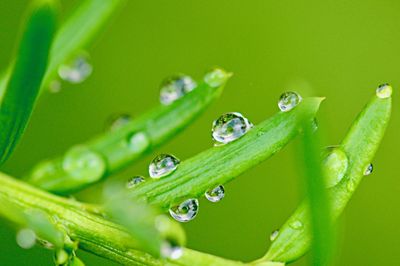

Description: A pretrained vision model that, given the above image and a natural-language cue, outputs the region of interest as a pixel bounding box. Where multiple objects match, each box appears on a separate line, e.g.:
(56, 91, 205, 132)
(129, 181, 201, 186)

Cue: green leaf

(27, 69, 231, 194)
(128, 98, 323, 209)
(263, 89, 392, 263)
(0, 0, 126, 97)
(0, 0, 57, 165)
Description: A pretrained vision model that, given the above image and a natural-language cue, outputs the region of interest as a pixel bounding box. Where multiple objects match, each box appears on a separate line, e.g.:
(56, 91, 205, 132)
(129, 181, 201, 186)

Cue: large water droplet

(212, 112, 253, 145)
(149, 154, 180, 179)
(58, 52, 93, 84)
(322, 146, 349, 188)
(290, 220, 303, 230)
(62, 146, 106, 182)
(108, 114, 132, 131)
(204, 67, 232, 87)
(16, 229, 36, 249)
(278, 91, 302, 112)
(127, 132, 150, 153)
(376, 83, 392, 99)
(161, 241, 183, 260)
(126, 176, 145, 188)
(160, 75, 197, 105)
(270, 230, 279, 242)
(364, 163, 373, 176)
(205, 185, 225, 202)
(169, 199, 199, 222)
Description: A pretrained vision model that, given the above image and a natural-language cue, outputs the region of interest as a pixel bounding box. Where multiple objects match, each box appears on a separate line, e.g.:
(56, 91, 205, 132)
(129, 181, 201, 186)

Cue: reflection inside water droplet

(169, 198, 199, 222)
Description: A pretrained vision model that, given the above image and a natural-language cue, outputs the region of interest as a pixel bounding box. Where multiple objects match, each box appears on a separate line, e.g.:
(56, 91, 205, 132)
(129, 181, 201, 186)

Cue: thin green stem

(128, 98, 323, 209)
(262, 89, 392, 263)
(26, 70, 230, 194)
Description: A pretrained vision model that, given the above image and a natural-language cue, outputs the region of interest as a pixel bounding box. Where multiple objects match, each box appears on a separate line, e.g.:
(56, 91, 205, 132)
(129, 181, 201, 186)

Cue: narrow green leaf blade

(264, 89, 392, 263)
(128, 98, 324, 209)
(0, 0, 57, 164)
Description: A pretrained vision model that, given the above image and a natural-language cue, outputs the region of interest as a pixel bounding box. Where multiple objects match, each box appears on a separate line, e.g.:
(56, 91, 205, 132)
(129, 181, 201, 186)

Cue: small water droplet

(376, 83, 392, 99)
(212, 112, 253, 145)
(161, 241, 184, 260)
(311, 118, 319, 132)
(347, 180, 355, 192)
(290, 220, 303, 230)
(16, 229, 36, 249)
(48, 80, 62, 93)
(364, 163, 373, 176)
(270, 230, 279, 242)
(62, 146, 106, 182)
(205, 185, 225, 202)
(322, 146, 349, 188)
(278, 91, 302, 112)
(169, 198, 199, 222)
(204, 67, 232, 87)
(126, 176, 145, 188)
(30, 160, 57, 182)
(149, 154, 180, 179)
(127, 132, 150, 153)
(58, 52, 93, 84)
(108, 114, 131, 131)
(160, 75, 197, 105)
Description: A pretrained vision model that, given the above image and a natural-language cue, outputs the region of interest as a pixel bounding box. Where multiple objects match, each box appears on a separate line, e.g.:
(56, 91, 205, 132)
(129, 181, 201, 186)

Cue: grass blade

(262, 87, 392, 263)
(27, 69, 231, 194)
(0, 0, 57, 164)
(0, 0, 126, 97)
(128, 98, 323, 209)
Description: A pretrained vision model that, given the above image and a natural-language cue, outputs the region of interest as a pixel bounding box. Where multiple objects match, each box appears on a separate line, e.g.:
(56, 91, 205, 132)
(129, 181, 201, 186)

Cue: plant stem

(26, 71, 230, 194)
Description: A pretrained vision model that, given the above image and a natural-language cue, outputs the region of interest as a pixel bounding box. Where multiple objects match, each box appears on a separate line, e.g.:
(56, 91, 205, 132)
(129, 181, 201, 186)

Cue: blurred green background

(0, 0, 399, 265)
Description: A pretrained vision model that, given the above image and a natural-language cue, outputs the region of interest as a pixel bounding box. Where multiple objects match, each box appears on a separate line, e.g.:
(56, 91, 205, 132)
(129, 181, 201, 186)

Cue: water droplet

(161, 241, 183, 260)
(212, 112, 253, 145)
(169, 199, 199, 222)
(347, 179, 355, 192)
(160, 75, 197, 105)
(149, 154, 180, 179)
(30, 160, 57, 182)
(364, 163, 373, 176)
(376, 83, 392, 99)
(16, 229, 36, 249)
(204, 67, 232, 87)
(311, 118, 319, 132)
(278, 91, 302, 112)
(62, 146, 106, 182)
(322, 146, 349, 188)
(48, 80, 62, 93)
(290, 220, 303, 230)
(270, 230, 279, 242)
(205, 185, 225, 202)
(58, 52, 93, 84)
(126, 176, 145, 188)
(108, 114, 131, 131)
(127, 132, 150, 153)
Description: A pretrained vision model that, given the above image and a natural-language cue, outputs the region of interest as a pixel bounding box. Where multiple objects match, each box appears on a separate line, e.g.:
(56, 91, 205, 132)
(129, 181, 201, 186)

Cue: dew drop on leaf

(290, 220, 303, 230)
(58, 52, 93, 84)
(161, 241, 183, 260)
(212, 112, 253, 145)
(203, 67, 232, 87)
(126, 176, 145, 188)
(62, 146, 106, 182)
(322, 146, 349, 188)
(107, 114, 132, 131)
(278, 91, 302, 112)
(127, 132, 150, 153)
(376, 83, 392, 99)
(149, 154, 180, 179)
(205, 185, 225, 202)
(270, 229, 279, 242)
(160, 74, 197, 105)
(169, 198, 199, 222)
(16, 229, 36, 249)
(364, 163, 373, 176)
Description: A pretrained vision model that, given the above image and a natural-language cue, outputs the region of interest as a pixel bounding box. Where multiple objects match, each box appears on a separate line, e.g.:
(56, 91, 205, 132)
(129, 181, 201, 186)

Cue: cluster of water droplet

(58, 52, 93, 84)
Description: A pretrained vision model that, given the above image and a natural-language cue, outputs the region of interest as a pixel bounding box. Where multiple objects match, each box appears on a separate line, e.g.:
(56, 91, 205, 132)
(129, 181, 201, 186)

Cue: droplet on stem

(322, 146, 349, 188)
(149, 154, 180, 179)
(212, 112, 253, 145)
(58, 52, 93, 84)
(169, 199, 199, 222)
(270, 230, 279, 242)
(160, 75, 197, 105)
(278, 91, 302, 112)
(364, 163, 373, 176)
(205, 185, 225, 202)
(376, 83, 392, 99)
(203, 67, 232, 87)
(161, 241, 183, 260)
(126, 176, 145, 188)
